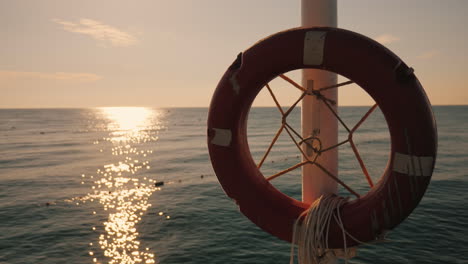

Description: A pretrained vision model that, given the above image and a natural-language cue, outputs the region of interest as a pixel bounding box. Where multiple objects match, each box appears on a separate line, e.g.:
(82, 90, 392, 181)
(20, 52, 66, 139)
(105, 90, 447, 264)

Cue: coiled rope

(290, 195, 356, 264)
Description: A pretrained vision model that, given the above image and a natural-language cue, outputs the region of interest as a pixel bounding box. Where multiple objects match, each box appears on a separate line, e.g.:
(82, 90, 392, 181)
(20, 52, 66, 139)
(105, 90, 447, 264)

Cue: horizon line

(0, 104, 467, 110)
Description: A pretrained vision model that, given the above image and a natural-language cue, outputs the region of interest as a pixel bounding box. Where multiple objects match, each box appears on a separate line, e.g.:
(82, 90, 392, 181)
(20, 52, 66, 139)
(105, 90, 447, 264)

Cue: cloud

(416, 50, 439, 59)
(0, 71, 102, 82)
(374, 34, 400, 45)
(52, 18, 138, 47)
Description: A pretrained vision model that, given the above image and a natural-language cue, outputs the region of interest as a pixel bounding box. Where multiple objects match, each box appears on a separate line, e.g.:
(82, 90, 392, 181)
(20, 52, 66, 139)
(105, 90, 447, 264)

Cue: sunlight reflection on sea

(78, 107, 165, 264)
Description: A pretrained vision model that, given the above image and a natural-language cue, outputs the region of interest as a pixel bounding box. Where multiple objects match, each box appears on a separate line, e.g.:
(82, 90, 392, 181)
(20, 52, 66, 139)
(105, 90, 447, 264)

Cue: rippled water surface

(0, 106, 466, 264)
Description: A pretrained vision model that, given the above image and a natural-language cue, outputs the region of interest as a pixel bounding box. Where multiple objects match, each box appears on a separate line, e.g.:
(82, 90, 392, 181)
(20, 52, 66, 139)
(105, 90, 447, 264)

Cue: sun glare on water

(78, 107, 165, 264)
(101, 107, 153, 131)
(100, 107, 161, 143)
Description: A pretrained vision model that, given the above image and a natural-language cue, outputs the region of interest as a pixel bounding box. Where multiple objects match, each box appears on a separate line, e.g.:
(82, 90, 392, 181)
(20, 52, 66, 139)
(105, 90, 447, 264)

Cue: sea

(0, 106, 466, 264)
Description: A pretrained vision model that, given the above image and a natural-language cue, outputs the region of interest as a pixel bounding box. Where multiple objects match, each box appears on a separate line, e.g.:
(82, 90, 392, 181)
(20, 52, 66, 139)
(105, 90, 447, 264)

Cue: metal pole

(301, 0, 338, 204)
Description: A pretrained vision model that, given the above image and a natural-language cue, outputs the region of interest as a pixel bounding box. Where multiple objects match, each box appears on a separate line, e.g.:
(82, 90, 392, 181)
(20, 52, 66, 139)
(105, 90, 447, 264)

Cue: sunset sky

(1, 0, 467, 108)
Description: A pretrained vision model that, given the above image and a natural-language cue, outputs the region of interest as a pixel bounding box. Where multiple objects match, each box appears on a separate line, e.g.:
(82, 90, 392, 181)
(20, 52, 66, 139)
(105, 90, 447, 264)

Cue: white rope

(290, 195, 353, 264)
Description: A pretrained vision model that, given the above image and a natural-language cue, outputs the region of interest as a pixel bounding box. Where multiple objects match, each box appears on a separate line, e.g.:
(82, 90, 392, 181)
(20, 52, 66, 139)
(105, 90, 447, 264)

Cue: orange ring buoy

(207, 27, 437, 248)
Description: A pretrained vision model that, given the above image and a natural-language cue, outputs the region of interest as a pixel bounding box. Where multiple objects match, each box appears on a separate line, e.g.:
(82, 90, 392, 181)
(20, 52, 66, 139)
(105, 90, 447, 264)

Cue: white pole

(301, 0, 338, 204)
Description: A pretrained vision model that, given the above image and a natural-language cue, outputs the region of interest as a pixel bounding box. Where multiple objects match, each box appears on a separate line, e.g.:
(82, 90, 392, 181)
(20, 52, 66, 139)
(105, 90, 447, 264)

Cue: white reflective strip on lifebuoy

(393, 152, 434, 176)
(211, 128, 232, 147)
(303, 31, 326, 65)
(229, 72, 240, 94)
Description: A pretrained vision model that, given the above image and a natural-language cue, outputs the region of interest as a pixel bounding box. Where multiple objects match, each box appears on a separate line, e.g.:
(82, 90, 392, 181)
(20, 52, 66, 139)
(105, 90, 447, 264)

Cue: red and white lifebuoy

(207, 27, 437, 248)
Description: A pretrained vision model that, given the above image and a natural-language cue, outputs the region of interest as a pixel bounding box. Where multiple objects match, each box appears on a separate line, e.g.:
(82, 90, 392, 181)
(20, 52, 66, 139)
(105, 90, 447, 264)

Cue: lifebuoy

(207, 27, 437, 248)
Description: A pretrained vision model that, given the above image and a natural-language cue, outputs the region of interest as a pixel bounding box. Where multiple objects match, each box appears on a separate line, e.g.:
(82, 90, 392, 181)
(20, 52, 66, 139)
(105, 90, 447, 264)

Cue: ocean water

(0, 106, 467, 264)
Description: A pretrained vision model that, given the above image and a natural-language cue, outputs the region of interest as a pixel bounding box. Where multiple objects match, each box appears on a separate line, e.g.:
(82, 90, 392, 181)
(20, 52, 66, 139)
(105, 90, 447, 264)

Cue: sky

(1, 0, 467, 108)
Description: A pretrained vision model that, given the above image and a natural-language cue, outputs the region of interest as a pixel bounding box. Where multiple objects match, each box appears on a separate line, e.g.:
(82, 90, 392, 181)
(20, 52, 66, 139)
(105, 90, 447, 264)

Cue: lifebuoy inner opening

(246, 68, 391, 202)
